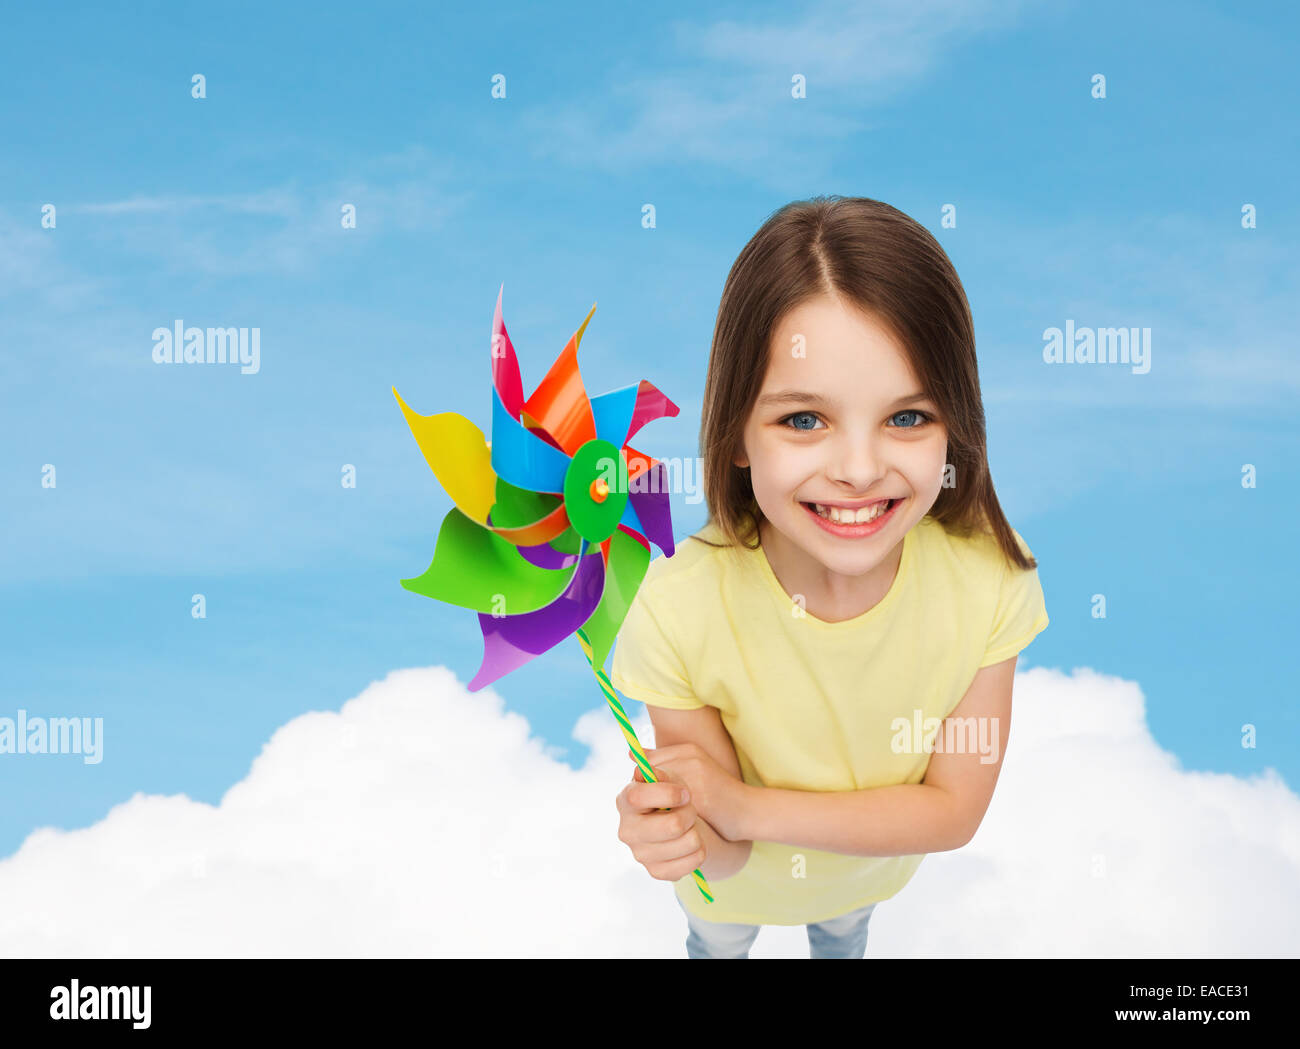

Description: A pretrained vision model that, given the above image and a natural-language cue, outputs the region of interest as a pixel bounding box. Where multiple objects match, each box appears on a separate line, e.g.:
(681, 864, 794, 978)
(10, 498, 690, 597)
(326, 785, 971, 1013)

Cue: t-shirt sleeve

(610, 581, 706, 710)
(979, 531, 1050, 668)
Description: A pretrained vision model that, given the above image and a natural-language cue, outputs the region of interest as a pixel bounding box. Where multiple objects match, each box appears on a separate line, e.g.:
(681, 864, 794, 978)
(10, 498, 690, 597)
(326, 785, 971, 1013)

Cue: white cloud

(0, 213, 107, 312)
(520, 0, 1029, 178)
(69, 189, 301, 217)
(678, 0, 1027, 90)
(49, 146, 471, 278)
(0, 663, 1295, 957)
(977, 209, 1300, 406)
(900, 667, 1300, 958)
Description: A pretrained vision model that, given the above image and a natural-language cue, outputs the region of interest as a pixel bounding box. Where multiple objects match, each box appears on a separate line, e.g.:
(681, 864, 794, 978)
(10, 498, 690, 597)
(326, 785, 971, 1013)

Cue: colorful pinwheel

(393, 285, 713, 903)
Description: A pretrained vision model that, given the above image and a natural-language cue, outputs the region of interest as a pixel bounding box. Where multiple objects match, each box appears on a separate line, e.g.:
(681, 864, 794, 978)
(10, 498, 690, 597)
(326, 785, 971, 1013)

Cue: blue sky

(1, 0, 1297, 864)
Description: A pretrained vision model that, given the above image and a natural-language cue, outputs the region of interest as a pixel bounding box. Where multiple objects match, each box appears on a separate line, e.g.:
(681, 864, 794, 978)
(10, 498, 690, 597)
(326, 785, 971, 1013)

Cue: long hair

(695, 195, 1035, 571)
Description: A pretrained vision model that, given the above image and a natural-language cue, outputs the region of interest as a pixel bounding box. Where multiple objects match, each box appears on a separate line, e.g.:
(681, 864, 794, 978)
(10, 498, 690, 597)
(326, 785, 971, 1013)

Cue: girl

(611, 196, 1049, 959)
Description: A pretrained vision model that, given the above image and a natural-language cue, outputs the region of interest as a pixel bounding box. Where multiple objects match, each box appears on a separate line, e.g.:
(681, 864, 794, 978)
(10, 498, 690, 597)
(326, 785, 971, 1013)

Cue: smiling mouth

(801, 499, 899, 525)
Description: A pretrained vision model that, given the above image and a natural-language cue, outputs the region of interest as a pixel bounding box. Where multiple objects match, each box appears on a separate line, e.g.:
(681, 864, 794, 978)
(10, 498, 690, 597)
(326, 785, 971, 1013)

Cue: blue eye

(781, 411, 824, 431)
(780, 409, 934, 431)
(889, 410, 931, 428)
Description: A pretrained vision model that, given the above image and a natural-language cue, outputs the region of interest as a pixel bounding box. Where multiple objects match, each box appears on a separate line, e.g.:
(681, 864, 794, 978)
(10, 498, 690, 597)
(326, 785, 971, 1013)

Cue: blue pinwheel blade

(490, 384, 572, 493)
(588, 382, 640, 449)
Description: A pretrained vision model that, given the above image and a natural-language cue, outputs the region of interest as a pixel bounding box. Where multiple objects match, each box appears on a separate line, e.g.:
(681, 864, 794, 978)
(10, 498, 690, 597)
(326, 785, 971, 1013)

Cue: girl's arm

(695, 817, 753, 882)
(734, 657, 1017, 856)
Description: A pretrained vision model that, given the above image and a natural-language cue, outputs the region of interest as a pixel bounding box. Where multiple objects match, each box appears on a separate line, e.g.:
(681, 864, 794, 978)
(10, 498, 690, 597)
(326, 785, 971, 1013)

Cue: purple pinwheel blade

(467, 540, 607, 691)
(515, 538, 582, 570)
(622, 462, 675, 557)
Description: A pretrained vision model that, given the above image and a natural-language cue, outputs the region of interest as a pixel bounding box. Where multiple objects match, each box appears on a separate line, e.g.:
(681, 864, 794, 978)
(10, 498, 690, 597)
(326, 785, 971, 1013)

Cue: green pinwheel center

(563, 438, 629, 543)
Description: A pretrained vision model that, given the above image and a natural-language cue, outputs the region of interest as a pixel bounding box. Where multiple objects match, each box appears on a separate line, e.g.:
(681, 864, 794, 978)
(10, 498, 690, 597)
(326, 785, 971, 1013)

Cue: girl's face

(735, 293, 949, 581)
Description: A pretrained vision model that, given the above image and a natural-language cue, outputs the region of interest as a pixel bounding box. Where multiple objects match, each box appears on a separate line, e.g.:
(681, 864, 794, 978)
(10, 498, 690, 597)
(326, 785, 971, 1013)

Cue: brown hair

(694, 195, 1036, 572)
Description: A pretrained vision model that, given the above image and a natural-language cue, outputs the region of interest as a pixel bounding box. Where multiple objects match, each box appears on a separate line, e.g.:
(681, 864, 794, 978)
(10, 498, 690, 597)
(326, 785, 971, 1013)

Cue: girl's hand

(615, 766, 708, 883)
(631, 743, 748, 843)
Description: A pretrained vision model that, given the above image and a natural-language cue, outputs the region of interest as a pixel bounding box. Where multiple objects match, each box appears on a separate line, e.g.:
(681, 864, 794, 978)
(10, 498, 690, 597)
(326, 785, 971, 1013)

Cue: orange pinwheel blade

(520, 303, 598, 456)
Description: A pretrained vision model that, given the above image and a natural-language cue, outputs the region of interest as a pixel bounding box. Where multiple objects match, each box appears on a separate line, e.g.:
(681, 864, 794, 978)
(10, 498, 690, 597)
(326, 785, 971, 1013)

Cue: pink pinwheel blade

(492, 284, 525, 420)
(467, 542, 607, 691)
(625, 380, 679, 444)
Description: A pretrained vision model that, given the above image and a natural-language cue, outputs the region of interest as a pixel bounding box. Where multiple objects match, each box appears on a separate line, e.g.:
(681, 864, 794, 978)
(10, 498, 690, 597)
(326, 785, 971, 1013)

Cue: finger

(619, 783, 671, 815)
(649, 851, 708, 883)
(635, 818, 703, 855)
(642, 745, 687, 763)
(631, 795, 696, 837)
(629, 780, 688, 815)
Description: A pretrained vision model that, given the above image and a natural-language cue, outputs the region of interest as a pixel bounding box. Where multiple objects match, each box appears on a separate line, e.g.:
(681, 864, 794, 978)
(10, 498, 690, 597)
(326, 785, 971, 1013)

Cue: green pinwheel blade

(490, 477, 581, 556)
(579, 527, 651, 671)
(490, 476, 558, 525)
(401, 507, 578, 614)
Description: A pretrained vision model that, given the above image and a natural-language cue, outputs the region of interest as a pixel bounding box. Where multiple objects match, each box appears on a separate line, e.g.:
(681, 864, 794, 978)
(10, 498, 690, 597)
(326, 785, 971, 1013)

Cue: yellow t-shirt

(610, 514, 1049, 926)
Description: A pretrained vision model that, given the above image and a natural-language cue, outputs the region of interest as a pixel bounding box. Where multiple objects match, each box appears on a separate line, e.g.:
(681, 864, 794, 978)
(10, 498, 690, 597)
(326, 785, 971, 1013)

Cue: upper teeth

(812, 501, 891, 523)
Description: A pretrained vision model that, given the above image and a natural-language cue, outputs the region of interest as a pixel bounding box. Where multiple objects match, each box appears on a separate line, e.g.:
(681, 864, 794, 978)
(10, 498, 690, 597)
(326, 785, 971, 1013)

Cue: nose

(828, 429, 887, 493)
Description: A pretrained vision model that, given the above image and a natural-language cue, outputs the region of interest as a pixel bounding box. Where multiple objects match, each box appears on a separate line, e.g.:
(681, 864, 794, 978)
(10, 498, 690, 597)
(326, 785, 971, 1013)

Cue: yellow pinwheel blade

(393, 386, 496, 524)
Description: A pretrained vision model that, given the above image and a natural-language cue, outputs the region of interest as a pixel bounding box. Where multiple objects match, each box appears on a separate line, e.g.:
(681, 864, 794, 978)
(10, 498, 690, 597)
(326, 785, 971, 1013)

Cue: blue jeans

(674, 893, 877, 959)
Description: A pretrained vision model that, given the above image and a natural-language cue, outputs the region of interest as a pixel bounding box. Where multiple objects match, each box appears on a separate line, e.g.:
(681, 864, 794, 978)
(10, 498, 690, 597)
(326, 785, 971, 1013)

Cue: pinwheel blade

(519, 303, 598, 455)
(468, 537, 607, 691)
(484, 477, 572, 548)
(515, 536, 582, 570)
(395, 386, 573, 545)
(588, 382, 639, 449)
(625, 379, 679, 444)
(393, 389, 496, 524)
(617, 456, 675, 557)
(401, 507, 579, 614)
(577, 526, 651, 671)
(491, 284, 525, 420)
(490, 385, 572, 494)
